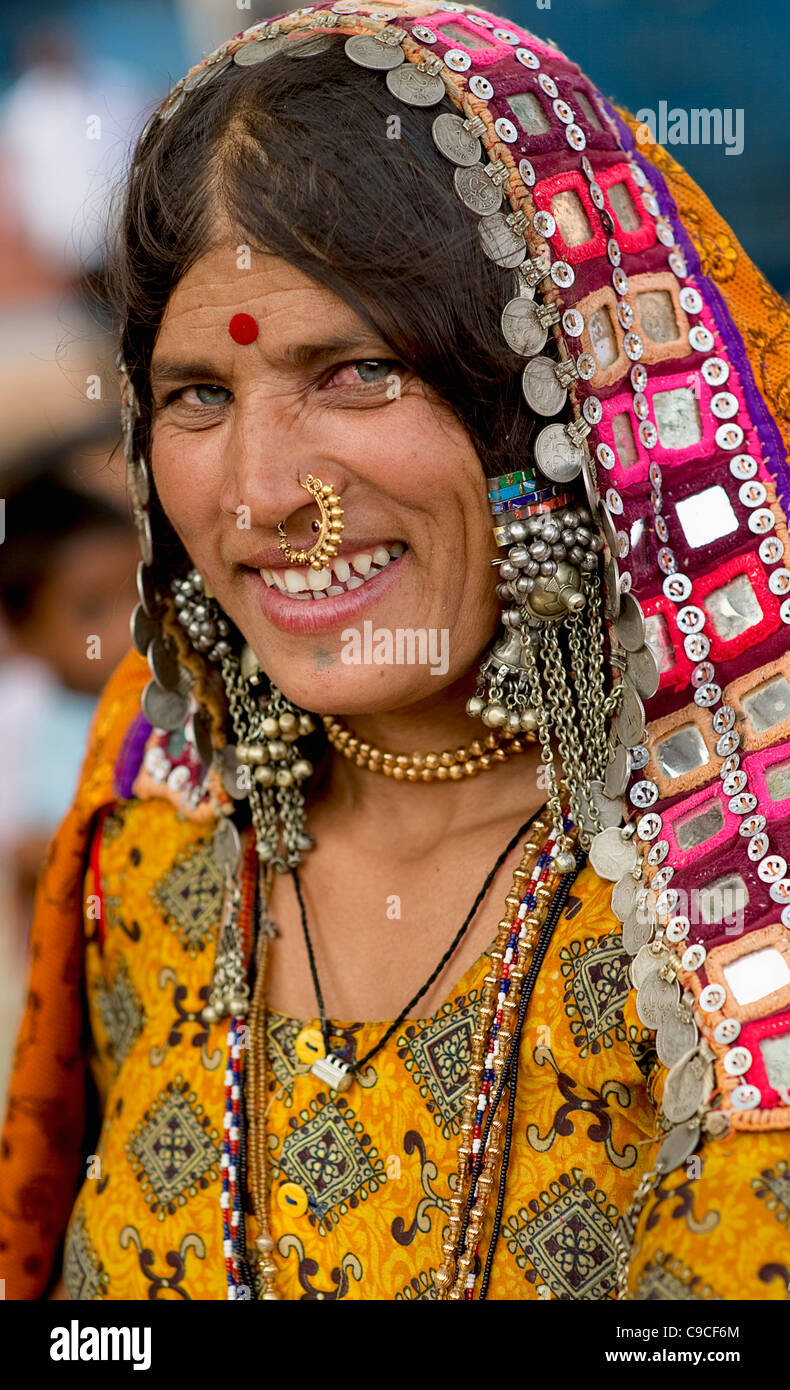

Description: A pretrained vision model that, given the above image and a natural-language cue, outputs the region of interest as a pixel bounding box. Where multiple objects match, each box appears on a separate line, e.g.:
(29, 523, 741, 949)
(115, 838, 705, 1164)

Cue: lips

(259, 541, 405, 600)
(245, 542, 408, 635)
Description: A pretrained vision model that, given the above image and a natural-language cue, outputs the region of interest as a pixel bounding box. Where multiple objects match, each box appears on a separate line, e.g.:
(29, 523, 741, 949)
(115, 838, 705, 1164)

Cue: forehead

(155, 244, 365, 346)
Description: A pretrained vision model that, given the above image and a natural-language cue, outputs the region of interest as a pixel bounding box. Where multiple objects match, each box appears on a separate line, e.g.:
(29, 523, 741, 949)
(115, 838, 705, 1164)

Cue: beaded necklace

(232, 806, 577, 1300)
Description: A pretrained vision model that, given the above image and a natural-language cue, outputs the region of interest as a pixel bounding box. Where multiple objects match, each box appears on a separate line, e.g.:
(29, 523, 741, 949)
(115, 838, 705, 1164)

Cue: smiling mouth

(258, 541, 406, 600)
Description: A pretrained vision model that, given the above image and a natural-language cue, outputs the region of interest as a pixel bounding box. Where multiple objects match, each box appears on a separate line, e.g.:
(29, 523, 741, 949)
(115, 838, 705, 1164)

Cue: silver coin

(213, 817, 242, 874)
(580, 455, 599, 519)
(604, 744, 629, 799)
(655, 1120, 701, 1175)
(611, 872, 640, 922)
(431, 112, 481, 165)
(453, 163, 502, 216)
(636, 969, 680, 1029)
(344, 32, 405, 69)
(627, 644, 660, 700)
(233, 36, 289, 64)
(192, 709, 214, 768)
(622, 909, 653, 956)
(127, 455, 149, 508)
(631, 943, 670, 990)
(614, 592, 646, 651)
(501, 297, 547, 356)
(662, 1052, 713, 1125)
(136, 508, 153, 566)
(142, 679, 189, 732)
(535, 424, 584, 484)
(479, 214, 526, 269)
(147, 635, 181, 692)
(589, 825, 637, 881)
(604, 554, 621, 621)
(521, 356, 567, 416)
(598, 501, 618, 555)
(216, 745, 248, 801)
(590, 781, 625, 829)
(656, 1010, 699, 1068)
(386, 63, 445, 107)
(137, 561, 164, 616)
(130, 603, 158, 657)
(614, 679, 646, 747)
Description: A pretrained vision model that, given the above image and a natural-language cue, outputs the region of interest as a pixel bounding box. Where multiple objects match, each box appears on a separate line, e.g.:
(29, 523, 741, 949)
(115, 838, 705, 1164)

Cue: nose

(218, 390, 344, 547)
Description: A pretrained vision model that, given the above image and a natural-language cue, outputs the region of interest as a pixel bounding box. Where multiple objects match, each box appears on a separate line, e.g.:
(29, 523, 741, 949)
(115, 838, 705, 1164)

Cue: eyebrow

(149, 333, 391, 386)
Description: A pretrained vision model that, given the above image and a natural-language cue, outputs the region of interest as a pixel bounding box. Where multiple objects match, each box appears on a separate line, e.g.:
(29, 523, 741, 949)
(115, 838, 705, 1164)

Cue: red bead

(229, 312, 259, 344)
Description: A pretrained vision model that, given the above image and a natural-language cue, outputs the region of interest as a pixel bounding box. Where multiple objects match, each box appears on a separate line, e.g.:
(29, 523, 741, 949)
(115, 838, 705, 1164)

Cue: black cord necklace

(288, 803, 547, 1092)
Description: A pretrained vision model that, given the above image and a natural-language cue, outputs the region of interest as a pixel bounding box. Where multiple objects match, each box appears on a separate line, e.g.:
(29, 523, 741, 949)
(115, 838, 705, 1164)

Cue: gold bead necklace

(321, 715, 535, 781)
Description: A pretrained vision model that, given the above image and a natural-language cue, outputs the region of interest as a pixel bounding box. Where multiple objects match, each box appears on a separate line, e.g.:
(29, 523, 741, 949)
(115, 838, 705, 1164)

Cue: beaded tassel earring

(467, 482, 621, 867)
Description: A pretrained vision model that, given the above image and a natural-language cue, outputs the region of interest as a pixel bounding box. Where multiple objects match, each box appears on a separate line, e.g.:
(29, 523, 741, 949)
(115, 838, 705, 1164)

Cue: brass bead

(392, 766, 406, 780)
(505, 893, 521, 908)
(436, 766, 449, 780)
(405, 767, 419, 782)
(464, 761, 479, 777)
(448, 764, 463, 780)
(424, 752, 440, 769)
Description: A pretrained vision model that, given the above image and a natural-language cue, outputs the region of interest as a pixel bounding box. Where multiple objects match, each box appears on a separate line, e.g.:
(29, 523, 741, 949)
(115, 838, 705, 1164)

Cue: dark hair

(0, 468, 130, 626)
(112, 32, 543, 580)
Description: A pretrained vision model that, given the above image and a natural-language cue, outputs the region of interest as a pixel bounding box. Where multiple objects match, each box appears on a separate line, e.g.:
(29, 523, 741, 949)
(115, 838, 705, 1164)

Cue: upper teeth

(260, 542, 404, 597)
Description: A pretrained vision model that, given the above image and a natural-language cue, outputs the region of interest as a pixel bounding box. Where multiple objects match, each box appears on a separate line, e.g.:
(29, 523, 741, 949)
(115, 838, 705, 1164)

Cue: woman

(2, 0, 790, 1302)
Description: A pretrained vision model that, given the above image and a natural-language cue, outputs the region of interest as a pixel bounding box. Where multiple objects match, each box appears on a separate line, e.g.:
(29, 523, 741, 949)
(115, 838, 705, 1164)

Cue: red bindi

(228, 312, 259, 345)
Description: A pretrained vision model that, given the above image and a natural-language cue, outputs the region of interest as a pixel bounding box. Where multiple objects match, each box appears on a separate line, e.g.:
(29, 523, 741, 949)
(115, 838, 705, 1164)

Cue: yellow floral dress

(0, 645, 787, 1300)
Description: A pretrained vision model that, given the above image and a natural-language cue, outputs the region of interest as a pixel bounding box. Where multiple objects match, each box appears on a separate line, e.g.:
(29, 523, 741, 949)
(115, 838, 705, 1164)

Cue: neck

(311, 674, 546, 851)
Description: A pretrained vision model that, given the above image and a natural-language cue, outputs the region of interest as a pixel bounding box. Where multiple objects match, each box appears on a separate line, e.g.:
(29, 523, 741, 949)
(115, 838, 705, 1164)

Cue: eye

(326, 359, 403, 390)
(180, 384, 232, 406)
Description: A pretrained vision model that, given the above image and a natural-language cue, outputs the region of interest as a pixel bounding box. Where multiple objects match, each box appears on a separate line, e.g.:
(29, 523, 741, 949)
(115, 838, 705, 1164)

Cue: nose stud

(277, 475, 344, 572)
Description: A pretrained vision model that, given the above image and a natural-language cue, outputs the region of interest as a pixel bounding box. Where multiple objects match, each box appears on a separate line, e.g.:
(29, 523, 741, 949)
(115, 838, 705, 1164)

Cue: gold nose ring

(277, 474, 344, 572)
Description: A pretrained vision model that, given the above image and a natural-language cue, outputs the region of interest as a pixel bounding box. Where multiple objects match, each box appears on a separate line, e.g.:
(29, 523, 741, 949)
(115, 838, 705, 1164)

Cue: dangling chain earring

(467, 472, 622, 867)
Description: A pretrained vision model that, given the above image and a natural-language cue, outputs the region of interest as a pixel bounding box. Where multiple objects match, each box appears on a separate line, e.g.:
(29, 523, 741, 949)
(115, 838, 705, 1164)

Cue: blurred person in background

(0, 460, 136, 1106)
(0, 19, 150, 290)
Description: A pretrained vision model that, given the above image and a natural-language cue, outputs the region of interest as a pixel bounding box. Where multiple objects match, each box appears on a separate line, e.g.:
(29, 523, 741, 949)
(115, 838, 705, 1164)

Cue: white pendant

(311, 1053, 353, 1092)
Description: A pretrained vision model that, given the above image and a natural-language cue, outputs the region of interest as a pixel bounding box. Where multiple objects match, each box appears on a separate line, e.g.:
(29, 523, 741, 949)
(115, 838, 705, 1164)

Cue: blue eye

(192, 384, 230, 404)
(355, 360, 393, 382)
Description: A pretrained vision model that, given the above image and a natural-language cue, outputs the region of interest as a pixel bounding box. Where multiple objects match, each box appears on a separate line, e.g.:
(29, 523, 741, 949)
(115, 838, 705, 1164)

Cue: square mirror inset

(508, 92, 551, 135)
(550, 189, 593, 246)
(437, 22, 491, 48)
(699, 873, 749, 926)
(765, 756, 790, 802)
(612, 411, 639, 467)
(573, 90, 602, 130)
(674, 799, 725, 852)
(761, 1033, 790, 1093)
(644, 613, 674, 673)
(675, 486, 739, 549)
(607, 180, 641, 232)
(742, 676, 790, 734)
(723, 945, 790, 1004)
(652, 386, 703, 450)
(655, 724, 709, 778)
(705, 573, 762, 641)
(636, 290, 680, 344)
(588, 305, 618, 368)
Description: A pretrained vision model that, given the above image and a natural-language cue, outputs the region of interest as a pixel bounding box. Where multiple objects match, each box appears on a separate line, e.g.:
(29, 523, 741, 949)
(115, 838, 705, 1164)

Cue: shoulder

(74, 647, 150, 814)
(77, 646, 232, 825)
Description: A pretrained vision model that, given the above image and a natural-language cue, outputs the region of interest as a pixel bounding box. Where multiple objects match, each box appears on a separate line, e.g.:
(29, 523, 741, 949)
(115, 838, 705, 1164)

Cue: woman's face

(150, 244, 500, 716)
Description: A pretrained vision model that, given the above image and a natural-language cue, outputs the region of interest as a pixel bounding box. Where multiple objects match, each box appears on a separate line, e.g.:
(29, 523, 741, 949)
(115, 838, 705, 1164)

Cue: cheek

(152, 427, 221, 552)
